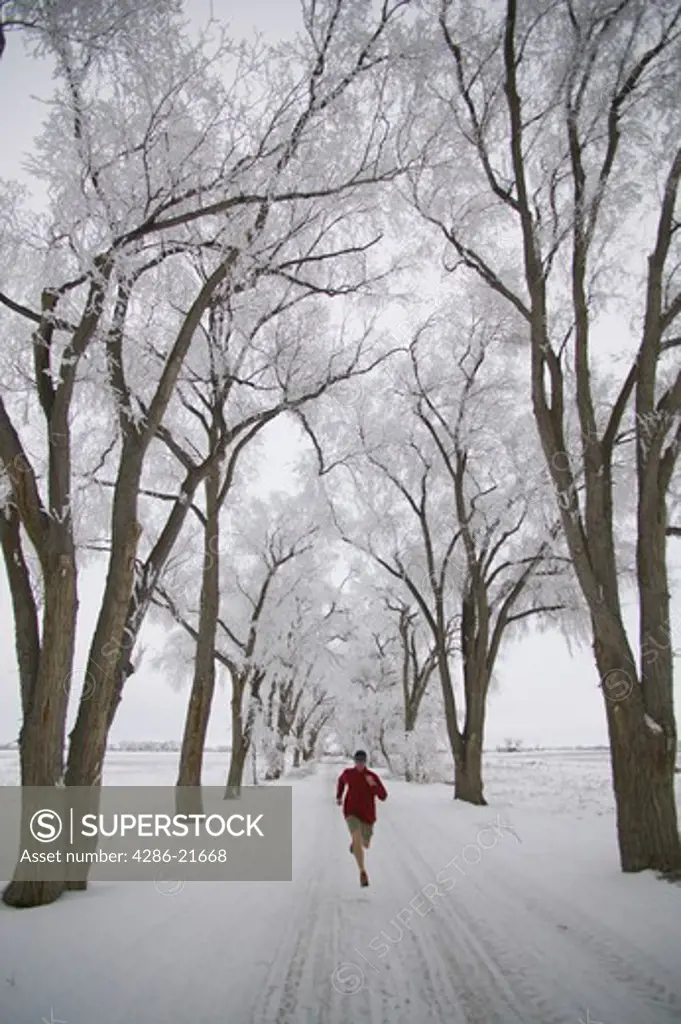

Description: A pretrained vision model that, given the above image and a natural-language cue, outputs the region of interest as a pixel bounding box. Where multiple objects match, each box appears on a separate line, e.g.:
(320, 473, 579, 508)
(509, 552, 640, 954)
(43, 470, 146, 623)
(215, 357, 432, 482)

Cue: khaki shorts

(346, 816, 373, 845)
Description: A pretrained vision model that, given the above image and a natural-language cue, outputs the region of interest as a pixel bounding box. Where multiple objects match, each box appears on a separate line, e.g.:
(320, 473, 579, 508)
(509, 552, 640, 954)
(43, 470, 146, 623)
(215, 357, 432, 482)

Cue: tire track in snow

(328, 831, 471, 1024)
(250, 765, 681, 1024)
(249, 774, 331, 1024)
(440, 830, 681, 1022)
(321, 766, 520, 1023)
(388, 796, 681, 1023)
(252, 767, 471, 1024)
(494, 873, 681, 1019)
(384, 811, 551, 1024)
(249, 776, 425, 1024)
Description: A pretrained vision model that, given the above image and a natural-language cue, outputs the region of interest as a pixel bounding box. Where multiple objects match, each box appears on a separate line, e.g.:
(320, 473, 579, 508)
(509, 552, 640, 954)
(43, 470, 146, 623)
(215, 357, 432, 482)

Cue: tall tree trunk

(595, 631, 680, 872)
(434, 633, 464, 787)
(1, 292, 101, 908)
(500, 5, 681, 873)
(64, 507, 143, 790)
(632, 321, 680, 869)
(0, 509, 40, 723)
(404, 722, 414, 783)
(292, 723, 304, 768)
(1, 397, 81, 904)
(225, 685, 248, 798)
(225, 734, 249, 798)
(528, 322, 681, 871)
(66, 262, 234, 798)
(2, 547, 78, 908)
(378, 725, 395, 775)
(24, 552, 78, 781)
(177, 461, 220, 788)
(454, 731, 486, 805)
(455, 586, 489, 806)
(61, 456, 145, 892)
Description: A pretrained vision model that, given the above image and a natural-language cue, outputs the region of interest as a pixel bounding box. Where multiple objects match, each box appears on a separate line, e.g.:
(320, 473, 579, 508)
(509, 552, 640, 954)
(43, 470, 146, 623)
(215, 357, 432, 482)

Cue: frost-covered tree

(83, 260, 391, 797)
(293, 686, 336, 765)
(155, 488, 340, 795)
(0, 0, 178, 62)
(63, 0, 410, 800)
(326, 587, 402, 769)
(405, 305, 575, 802)
(0, 0, 213, 907)
(333, 670, 400, 770)
(407, 0, 681, 870)
(308, 303, 574, 802)
(258, 580, 347, 778)
(0, 0, 413, 906)
(385, 594, 440, 780)
(325, 574, 439, 778)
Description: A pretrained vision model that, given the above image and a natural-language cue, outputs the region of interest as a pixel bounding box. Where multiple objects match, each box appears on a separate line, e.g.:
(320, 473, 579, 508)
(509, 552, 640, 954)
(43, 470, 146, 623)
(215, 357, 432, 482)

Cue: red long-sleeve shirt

(336, 766, 387, 824)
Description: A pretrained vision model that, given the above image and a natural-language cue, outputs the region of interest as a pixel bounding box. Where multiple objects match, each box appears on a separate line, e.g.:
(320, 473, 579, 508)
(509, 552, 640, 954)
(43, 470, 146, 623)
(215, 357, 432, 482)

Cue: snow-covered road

(1, 762, 680, 1023)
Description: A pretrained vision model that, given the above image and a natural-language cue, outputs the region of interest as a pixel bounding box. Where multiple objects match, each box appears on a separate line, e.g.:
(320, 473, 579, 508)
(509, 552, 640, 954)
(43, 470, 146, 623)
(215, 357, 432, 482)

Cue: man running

(336, 750, 387, 887)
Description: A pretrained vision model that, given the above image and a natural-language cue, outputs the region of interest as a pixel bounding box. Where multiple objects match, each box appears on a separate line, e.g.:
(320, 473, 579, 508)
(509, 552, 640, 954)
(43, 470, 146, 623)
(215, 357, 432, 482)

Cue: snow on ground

(0, 750, 680, 1023)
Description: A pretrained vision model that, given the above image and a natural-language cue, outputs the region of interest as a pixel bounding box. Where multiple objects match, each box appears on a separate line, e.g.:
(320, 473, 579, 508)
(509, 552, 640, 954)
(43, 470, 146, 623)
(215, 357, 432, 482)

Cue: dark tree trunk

(378, 725, 395, 775)
(455, 589, 489, 806)
(403, 721, 416, 782)
(62, 454, 209, 892)
(501, 10, 681, 875)
(65, 452, 144, 793)
(0, 508, 40, 722)
(454, 732, 486, 805)
(628, 423, 680, 871)
(403, 695, 418, 781)
(225, 735, 249, 798)
(0, 276, 106, 908)
(596, 637, 680, 872)
(1, 532, 77, 909)
(225, 687, 248, 798)
(66, 264, 236, 800)
(3, 546, 78, 908)
(177, 461, 220, 788)
(434, 632, 466, 786)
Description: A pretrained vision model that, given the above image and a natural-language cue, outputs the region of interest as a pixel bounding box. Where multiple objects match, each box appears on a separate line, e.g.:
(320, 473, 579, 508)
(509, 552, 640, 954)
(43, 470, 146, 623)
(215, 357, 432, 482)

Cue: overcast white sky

(0, 0, 678, 751)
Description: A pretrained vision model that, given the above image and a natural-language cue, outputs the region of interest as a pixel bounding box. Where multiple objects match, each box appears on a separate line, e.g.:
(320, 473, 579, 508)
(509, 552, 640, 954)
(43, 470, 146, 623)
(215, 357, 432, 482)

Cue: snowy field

(0, 749, 680, 1023)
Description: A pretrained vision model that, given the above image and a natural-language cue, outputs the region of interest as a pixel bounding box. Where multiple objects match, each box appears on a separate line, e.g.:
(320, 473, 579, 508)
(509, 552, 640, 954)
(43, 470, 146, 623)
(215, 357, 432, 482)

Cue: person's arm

(374, 774, 387, 801)
(336, 770, 347, 804)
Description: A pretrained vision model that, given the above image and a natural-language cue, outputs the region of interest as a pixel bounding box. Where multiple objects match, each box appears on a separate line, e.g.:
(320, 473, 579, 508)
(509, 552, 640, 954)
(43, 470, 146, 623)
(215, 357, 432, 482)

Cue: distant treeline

(0, 741, 232, 753)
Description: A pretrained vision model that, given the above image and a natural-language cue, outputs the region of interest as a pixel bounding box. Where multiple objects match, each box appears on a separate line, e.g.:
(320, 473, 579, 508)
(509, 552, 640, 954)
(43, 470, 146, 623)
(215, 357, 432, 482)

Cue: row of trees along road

(0, 0, 679, 906)
(401, 0, 681, 872)
(301, 298, 581, 805)
(0, 0, 416, 907)
(152, 488, 344, 795)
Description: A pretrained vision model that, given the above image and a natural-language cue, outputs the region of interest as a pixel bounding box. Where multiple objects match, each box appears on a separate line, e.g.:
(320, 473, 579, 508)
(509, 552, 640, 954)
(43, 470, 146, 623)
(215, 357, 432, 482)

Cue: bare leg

(363, 826, 372, 854)
(351, 830, 366, 873)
